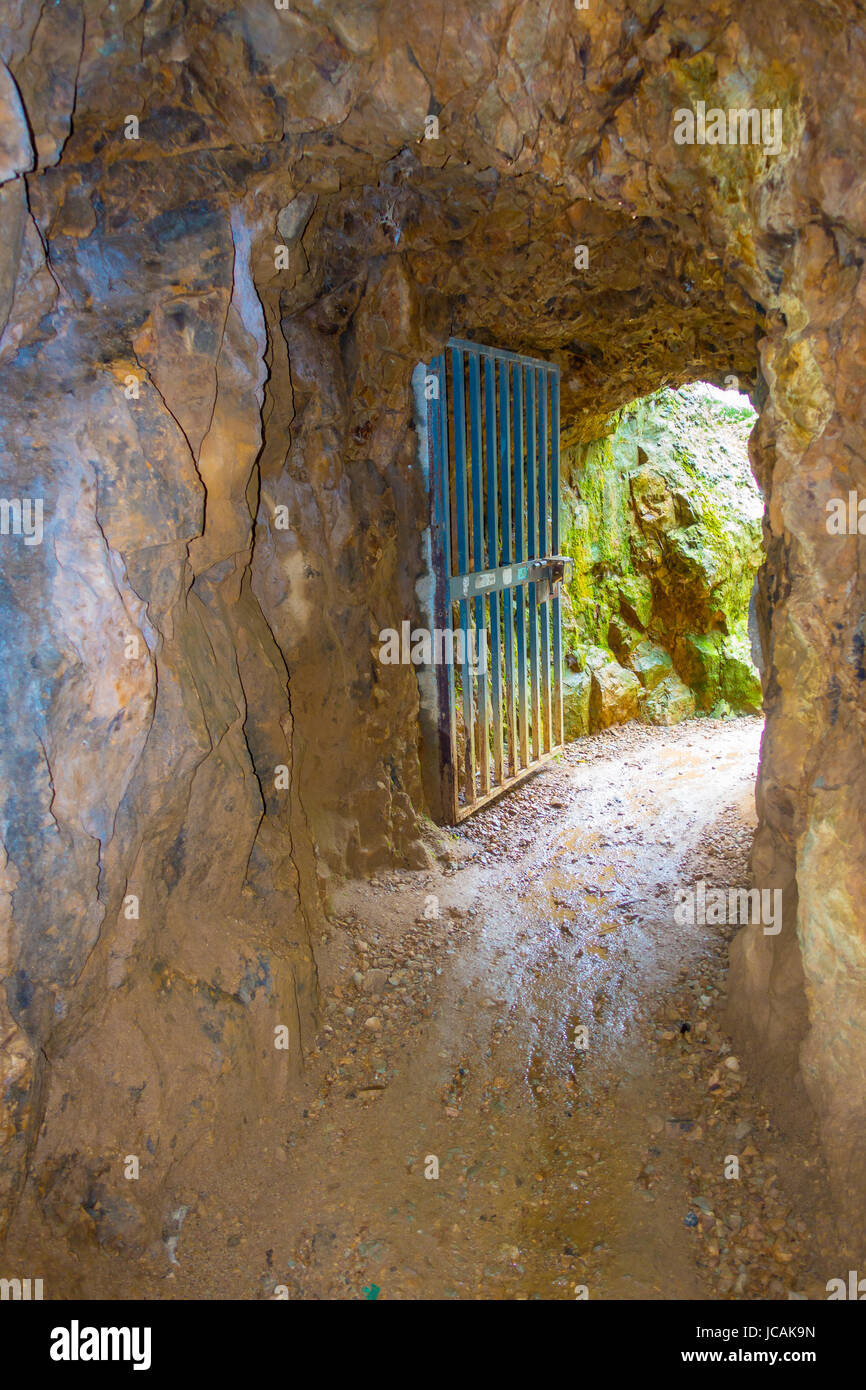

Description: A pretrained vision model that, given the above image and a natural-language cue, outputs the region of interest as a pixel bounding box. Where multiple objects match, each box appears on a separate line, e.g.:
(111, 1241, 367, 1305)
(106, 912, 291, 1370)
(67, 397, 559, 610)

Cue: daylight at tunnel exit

(0, 0, 864, 1358)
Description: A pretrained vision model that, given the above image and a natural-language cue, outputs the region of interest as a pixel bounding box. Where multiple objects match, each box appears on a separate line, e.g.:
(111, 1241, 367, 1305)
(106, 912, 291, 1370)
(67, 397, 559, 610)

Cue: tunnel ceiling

(311, 160, 766, 431)
(14, 0, 800, 433)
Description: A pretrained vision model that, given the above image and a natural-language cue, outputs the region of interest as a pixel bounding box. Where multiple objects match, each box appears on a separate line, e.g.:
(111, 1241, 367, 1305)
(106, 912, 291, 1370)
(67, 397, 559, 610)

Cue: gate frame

(417, 339, 568, 826)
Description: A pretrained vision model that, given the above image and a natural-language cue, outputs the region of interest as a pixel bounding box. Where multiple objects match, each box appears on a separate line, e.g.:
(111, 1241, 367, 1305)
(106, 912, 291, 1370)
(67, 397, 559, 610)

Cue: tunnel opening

(558, 379, 764, 741)
(412, 336, 766, 833)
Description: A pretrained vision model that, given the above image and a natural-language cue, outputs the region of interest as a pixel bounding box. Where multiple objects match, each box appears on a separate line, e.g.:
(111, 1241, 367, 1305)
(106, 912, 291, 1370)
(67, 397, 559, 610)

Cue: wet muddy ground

(40, 716, 844, 1300)
(128, 714, 840, 1301)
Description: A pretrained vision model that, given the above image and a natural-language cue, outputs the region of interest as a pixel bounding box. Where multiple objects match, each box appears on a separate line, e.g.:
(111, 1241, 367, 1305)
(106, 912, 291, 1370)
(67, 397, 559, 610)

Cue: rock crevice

(0, 0, 864, 1259)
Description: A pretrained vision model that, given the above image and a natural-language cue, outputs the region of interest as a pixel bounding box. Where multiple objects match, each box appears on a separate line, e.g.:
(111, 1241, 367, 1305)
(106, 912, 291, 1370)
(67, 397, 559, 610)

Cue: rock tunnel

(1, 0, 865, 1302)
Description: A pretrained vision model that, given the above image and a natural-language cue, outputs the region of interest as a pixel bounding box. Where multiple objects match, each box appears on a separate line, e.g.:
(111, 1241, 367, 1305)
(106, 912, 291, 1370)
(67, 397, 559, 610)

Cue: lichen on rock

(560, 384, 763, 732)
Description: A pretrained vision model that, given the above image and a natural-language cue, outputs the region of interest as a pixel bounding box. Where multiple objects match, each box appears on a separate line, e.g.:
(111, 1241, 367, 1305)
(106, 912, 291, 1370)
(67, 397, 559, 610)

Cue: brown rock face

(590, 660, 643, 729)
(0, 0, 865, 1260)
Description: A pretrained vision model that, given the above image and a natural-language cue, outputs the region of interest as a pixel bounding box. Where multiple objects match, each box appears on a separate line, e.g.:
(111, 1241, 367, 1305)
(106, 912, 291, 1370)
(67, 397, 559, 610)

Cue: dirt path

(80, 716, 842, 1300)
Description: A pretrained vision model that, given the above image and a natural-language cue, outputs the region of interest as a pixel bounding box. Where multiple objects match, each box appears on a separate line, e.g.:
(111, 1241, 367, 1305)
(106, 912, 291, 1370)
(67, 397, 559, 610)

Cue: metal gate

(425, 337, 570, 823)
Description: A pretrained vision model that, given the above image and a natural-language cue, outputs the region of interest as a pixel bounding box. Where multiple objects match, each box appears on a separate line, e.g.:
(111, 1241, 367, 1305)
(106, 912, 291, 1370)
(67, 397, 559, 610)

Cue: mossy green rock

(720, 632, 763, 713)
(617, 575, 653, 631)
(642, 672, 697, 726)
(563, 671, 591, 740)
(589, 660, 642, 729)
(630, 640, 673, 692)
(680, 631, 724, 708)
(608, 615, 643, 663)
(561, 384, 764, 728)
(581, 644, 613, 673)
(665, 524, 725, 597)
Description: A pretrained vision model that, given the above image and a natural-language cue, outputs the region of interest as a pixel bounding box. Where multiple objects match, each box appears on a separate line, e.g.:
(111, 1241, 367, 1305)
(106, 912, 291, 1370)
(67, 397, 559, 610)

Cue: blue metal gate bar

(468, 350, 490, 797)
(484, 354, 504, 787)
(451, 344, 476, 809)
(448, 337, 560, 370)
(448, 560, 531, 600)
(427, 337, 567, 822)
(526, 366, 540, 763)
(551, 372, 564, 746)
(512, 366, 528, 772)
(538, 368, 552, 755)
(499, 360, 517, 778)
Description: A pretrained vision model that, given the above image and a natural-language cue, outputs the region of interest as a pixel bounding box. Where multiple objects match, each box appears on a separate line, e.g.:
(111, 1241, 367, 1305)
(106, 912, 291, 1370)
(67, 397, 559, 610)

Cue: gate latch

(529, 555, 573, 603)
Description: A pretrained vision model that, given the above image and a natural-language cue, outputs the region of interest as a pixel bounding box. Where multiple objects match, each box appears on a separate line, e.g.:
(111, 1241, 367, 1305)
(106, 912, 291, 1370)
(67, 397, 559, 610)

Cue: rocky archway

(1, 0, 864, 1270)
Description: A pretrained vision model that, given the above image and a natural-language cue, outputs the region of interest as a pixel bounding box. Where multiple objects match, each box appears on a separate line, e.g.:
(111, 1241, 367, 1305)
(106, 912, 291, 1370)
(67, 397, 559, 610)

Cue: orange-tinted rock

(0, 0, 864, 1261)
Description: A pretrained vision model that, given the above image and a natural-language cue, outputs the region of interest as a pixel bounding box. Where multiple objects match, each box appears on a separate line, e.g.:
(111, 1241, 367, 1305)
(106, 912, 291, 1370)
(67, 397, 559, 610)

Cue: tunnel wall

(728, 231, 866, 1206)
(1, 0, 865, 1259)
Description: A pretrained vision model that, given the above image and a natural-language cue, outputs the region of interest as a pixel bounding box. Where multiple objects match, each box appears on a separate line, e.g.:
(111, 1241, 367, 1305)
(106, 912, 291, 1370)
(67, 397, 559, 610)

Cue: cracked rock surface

(0, 0, 865, 1265)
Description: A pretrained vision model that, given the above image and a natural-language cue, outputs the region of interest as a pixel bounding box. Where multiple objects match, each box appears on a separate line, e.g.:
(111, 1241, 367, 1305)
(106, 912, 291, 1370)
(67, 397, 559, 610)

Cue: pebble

(362, 969, 388, 995)
(294, 720, 830, 1303)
